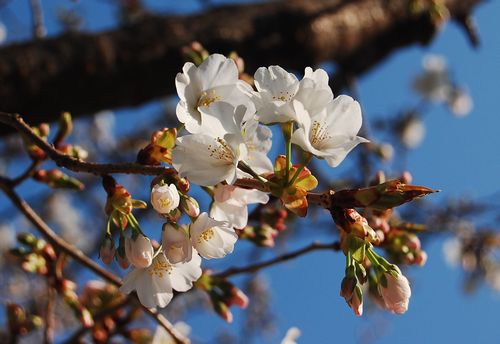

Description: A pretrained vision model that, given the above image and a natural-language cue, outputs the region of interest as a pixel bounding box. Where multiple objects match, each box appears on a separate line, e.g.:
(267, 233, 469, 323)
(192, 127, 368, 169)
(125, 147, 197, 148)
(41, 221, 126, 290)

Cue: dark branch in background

(216, 241, 340, 278)
(29, 0, 46, 39)
(0, 0, 482, 134)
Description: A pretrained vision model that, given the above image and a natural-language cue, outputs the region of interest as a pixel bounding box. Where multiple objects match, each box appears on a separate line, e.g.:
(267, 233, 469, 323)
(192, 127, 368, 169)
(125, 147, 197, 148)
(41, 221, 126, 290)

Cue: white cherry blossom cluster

(120, 53, 367, 309)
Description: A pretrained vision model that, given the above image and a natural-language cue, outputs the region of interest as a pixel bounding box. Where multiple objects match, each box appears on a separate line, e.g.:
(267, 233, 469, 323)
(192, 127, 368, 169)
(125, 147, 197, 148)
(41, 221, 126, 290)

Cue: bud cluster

(339, 234, 412, 316)
(11, 233, 94, 328)
(79, 280, 128, 343)
(196, 271, 249, 323)
(6, 303, 42, 338)
(239, 204, 288, 247)
(34, 169, 85, 190)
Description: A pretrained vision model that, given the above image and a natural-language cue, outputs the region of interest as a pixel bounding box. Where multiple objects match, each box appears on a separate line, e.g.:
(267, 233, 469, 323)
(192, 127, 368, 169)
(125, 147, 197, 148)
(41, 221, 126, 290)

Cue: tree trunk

(0, 0, 481, 134)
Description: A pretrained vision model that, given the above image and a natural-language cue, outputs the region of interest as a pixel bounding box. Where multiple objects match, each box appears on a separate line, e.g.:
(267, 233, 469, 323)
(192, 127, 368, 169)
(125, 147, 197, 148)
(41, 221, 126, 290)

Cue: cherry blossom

(124, 234, 154, 269)
(151, 183, 180, 215)
(162, 224, 192, 264)
(291, 96, 368, 167)
(190, 212, 238, 259)
(175, 54, 252, 133)
(120, 252, 202, 308)
(210, 184, 269, 229)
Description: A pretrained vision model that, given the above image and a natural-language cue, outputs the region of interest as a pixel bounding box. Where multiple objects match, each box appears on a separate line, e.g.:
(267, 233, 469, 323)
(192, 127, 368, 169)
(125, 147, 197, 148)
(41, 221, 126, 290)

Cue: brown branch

(10, 159, 43, 187)
(0, 112, 174, 176)
(215, 241, 340, 278)
(0, 0, 482, 132)
(0, 177, 189, 344)
(43, 285, 56, 344)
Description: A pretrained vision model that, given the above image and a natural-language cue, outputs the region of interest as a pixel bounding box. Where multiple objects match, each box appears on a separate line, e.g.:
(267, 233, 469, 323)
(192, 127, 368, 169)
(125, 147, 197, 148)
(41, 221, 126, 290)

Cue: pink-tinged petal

(379, 272, 411, 314)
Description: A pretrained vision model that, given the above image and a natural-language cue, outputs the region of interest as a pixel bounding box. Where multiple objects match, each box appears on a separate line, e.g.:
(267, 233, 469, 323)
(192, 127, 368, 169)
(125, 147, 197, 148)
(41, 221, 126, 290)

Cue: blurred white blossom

(281, 327, 301, 344)
(400, 115, 425, 149)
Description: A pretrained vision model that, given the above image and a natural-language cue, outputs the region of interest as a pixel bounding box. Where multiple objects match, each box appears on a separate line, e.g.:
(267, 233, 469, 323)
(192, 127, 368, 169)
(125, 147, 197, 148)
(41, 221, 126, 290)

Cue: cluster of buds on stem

(11, 233, 94, 327)
(23, 122, 50, 160)
(239, 204, 288, 247)
(384, 229, 427, 266)
(6, 303, 42, 338)
(34, 169, 85, 190)
(79, 280, 128, 343)
(339, 233, 412, 316)
(196, 271, 249, 323)
(101, 176, 148, 268)
(181, 41, 209, 67)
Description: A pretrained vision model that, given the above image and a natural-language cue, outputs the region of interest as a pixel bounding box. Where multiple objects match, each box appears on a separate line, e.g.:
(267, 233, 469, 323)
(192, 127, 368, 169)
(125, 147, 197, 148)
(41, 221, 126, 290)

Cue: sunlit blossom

(120, 252, 201, 308)
(190, 212, 238, 259)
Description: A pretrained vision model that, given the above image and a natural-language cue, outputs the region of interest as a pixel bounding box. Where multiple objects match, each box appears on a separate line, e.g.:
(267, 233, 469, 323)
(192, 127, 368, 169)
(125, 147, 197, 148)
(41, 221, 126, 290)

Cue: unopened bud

(414, 251, 428, 266)
(100, 237, 115, 265)
(17, 233, 39, 248)
(54, 112, 73, 146)
(38, 123, 50, 138)
(332, 180, 437, 210)
(340, 276, 356, 301)
(180, 196, 200, 217)
(80, 308, 94, 328)
(214, 301, 233, 323)
(176, 177, 190, 193)
(34, 169, 85, 190)
(116, 253, 130, 269)
(229, 287, 249, 309)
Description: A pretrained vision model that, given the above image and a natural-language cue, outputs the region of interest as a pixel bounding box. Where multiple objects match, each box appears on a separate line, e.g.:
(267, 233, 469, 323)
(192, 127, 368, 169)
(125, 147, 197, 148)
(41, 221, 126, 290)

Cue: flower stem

(281, 121, 293, 184)
(127, 214, 146, 236)
(287, 151, 312, 186)
(238, 161, 268, 184)
(106, 214, 112, 236)
(366, 247, 381, 267)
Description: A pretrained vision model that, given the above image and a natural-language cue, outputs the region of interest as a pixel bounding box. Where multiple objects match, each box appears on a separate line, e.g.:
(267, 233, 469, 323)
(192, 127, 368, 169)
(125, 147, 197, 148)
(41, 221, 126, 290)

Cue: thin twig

(215, 241, 340, 278)
(0, 178, 122, 285)
(10, 159, 43, 187)
(29, 0, 46, 39)
(0, 112, 174, 176)
(43, 285, 56, 344)
(0, 177, 189, 344)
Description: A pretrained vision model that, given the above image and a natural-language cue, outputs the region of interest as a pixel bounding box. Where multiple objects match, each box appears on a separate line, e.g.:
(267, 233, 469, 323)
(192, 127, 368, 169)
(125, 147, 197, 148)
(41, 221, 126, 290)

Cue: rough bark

(0, 0, 481, 134)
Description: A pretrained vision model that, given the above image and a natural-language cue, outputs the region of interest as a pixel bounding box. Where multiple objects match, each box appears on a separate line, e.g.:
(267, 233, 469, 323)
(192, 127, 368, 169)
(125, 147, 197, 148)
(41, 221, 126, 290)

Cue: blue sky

(1, 1, 500, 343)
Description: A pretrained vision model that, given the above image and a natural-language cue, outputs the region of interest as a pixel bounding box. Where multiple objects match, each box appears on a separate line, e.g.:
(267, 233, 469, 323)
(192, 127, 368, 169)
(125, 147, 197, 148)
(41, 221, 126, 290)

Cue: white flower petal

(198, 54, 239, 90)
(170, 252, 202, 292)
(173, 134, 239, 186)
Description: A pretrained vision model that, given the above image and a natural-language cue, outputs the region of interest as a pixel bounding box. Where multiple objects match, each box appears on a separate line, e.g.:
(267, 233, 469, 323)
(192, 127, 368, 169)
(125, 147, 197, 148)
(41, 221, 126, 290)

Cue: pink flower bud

(125, 235, 154, 268)
(229, 287, 249, 309)
(180, 196, 200, 217)
(99, 238, 115, 265)
(414, 251, 428, 266)
(378, 272, 411, 314)
(215, 302, 233, 323)
(405, 233, 421, 250)
(350, 288, 363, 317)
(116, 254, 130, 269)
